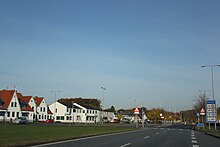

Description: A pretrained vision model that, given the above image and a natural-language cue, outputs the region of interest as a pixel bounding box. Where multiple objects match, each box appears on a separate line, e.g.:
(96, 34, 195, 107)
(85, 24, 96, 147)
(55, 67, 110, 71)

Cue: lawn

(196, 126, 220, 138)
(0, 124, 135, 147)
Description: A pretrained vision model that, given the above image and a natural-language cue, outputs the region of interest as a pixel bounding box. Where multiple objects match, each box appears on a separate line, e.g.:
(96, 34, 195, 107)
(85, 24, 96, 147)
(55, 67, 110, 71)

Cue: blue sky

(1, 0, 220, 111)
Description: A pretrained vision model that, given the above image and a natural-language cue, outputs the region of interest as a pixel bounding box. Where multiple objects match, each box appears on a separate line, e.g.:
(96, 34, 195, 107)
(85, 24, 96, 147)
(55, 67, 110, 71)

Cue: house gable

(0, 90, 16, 110)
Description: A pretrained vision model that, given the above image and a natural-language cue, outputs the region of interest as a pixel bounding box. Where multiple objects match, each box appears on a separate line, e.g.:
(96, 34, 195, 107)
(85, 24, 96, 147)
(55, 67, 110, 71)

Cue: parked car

(45, 119, 54, 123)
(12, 117, 28, 124)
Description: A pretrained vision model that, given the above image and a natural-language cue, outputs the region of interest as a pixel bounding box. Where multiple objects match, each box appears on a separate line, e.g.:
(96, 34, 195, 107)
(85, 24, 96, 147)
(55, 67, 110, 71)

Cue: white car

(12, 117, 28, 124)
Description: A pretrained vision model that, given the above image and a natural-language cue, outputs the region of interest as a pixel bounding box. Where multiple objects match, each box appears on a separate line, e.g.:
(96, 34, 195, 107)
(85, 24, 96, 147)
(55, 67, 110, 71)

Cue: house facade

(0, 90, 22, 122)
(18, 95, 35, 122)
(0, 90, 51, 123)
(48, 101, 113, 123)
(34, 97, 48, 121)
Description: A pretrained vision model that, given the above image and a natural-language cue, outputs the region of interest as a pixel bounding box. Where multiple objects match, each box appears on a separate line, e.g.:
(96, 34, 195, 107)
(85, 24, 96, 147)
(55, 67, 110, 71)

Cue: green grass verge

(0, 124, 135, 147)
(196, 127, 220, 138)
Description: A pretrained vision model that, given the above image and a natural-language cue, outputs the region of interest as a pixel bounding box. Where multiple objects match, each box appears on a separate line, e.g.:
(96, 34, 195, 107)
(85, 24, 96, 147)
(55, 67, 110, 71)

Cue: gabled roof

(34, 97, 44, 106)
(22, 96, 32, 103)
(0, 90, 16, 110)
(21, 104, 33, 111)
(17, 93, 33, 112)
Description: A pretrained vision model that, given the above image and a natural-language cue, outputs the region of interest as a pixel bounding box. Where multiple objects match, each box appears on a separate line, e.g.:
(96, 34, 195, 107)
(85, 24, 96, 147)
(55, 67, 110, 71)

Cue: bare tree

(193, 92, 208, 112)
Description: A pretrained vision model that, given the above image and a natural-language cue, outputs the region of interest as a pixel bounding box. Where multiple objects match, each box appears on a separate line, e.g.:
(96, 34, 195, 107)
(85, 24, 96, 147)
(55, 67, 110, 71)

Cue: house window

(15, 102, 17, 107)
(73, 109, 76, 113)
(17, 112, 19, 117)
(32, 107, 34, 111)
(39, 115, 41, 119)
(11, 102, 14, 107)
(43, 107, 45, 112)
(0, 99, 4, 106)
(7, 112, 10, 117)
(45, 115, 47, 119)
(56, 108, 57, 113)
(40, 107, 42, 112)
(0, 112, 4, 116)
(12, 112, 15, 117)
(21, 100, 27, 108)
(22, 113, 28, 117)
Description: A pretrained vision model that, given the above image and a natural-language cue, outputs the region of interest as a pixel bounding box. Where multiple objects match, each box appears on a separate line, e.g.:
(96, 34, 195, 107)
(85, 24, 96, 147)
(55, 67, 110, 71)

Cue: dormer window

(21, 100, 27, 108)
(0, 99, 4, 106)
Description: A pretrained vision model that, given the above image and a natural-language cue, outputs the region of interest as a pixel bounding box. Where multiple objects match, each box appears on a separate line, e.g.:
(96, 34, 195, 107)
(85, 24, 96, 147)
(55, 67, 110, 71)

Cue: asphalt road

(32, 124, 220, 147)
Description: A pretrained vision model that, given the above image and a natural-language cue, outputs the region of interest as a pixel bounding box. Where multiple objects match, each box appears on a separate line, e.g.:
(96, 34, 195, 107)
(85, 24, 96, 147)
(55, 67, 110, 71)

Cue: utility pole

(101, 87, 106, 124)
(51, 90, 60, 122)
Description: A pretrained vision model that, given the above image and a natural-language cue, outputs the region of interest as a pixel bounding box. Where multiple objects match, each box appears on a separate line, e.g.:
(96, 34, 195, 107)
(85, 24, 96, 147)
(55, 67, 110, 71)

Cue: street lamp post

(201, 65, 220, 100)
(201, 64, 220, 130)
(101, 87, 106, 123)
(51, 90, 60, 122)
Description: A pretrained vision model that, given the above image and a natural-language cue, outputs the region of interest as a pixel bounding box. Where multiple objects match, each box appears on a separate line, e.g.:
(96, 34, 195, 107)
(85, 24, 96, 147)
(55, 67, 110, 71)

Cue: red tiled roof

(21, 104, 33, 111)
(0, 90, 16, 110)
(19, 95, 34, 112)
(17, 92, 24, 100)
(34, 97, 43, 106)
(22, 96, 32, 103)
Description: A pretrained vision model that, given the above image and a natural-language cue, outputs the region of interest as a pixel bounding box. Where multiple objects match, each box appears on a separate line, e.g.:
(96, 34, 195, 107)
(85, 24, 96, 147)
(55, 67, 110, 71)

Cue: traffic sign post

(206, 100, 217, 130)
(200, 108, 205, 124)
(134, 108, 140, 128)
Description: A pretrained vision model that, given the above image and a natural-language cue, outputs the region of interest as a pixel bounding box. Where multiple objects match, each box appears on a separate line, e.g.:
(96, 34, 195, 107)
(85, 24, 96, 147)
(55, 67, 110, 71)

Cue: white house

(34, 97, 48, 121)
(17, 94, 35, 122)
(0, 90, 22, 122)
(49, 101, 100, 123)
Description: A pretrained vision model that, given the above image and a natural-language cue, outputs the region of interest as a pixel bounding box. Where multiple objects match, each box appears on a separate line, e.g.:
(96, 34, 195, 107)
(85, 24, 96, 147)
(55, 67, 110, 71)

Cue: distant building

(0, 89, 51, 123)
(49, 101, 101, 123)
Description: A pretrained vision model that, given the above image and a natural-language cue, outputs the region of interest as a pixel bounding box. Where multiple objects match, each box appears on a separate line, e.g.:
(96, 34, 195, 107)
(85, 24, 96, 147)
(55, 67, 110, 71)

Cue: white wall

(36, 99, 48, 121)
(6, 92, 21, 122)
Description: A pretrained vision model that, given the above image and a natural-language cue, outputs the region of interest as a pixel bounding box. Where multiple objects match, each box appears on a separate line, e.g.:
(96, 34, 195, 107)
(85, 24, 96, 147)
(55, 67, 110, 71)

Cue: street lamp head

(101, 87, 106, 90)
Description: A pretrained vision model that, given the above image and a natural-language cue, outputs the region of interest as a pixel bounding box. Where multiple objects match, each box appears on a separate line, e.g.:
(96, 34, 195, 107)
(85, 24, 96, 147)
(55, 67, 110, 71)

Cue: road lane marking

(192, 145, 199, 147)
(192, 140, 197, 143)
(191, 137, 196, 140)
(144, 136, 149, 139)
(120, 143, 131, 147)
(156, 132, 159, 135)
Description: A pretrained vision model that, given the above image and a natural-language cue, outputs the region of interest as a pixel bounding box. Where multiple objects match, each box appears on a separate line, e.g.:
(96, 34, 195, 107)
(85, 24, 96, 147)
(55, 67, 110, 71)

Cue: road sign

(197, 123, 204, 127)
(200, 108, 205, 116)
(134, 108, 140, 114)
(206, 100, 217, 123)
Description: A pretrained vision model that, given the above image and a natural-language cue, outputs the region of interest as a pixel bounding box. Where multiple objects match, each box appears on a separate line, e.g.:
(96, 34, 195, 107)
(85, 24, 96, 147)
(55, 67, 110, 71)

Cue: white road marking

(144, 136, 150, 139)
(191, 137, 196, 140)
(192, 145, 199, 147)
(192, 140, 197, 143)
(120, 143, 131, 147)
(156, 132, 159, 135)
(179, 129, 183, 130)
